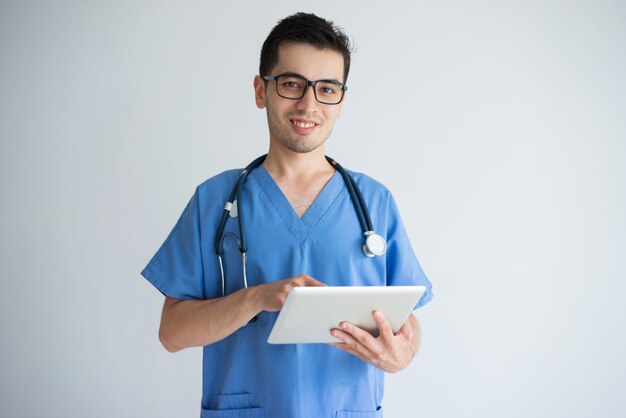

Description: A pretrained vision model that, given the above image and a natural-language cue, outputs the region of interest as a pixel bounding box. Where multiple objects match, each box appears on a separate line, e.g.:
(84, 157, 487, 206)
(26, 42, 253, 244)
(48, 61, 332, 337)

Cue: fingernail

(341, 322, 348, 329)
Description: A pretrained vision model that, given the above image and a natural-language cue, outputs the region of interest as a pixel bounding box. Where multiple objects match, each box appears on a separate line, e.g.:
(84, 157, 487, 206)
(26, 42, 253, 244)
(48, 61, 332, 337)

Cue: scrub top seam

(251, 166, 310, 235)
(247, 172, 302, 248)
(250, 166, 346, 248)
(295, 180, 347, 249)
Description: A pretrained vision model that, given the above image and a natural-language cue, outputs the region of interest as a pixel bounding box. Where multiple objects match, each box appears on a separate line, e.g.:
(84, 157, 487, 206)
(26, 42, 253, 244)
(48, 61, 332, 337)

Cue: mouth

(289, 118, 319, 129)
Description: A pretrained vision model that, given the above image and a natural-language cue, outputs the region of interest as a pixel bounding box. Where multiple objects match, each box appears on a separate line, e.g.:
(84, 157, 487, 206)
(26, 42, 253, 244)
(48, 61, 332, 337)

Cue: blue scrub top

(142, 166, 433, 418)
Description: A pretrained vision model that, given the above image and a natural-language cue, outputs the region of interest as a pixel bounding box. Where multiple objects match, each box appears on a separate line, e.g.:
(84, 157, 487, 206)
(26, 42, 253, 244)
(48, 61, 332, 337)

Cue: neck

(263, 141, 333, 179)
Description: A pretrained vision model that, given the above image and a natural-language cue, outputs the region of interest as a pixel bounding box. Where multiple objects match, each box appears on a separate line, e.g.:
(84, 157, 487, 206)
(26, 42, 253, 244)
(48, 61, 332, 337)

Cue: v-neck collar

(249, 165, 344, 245)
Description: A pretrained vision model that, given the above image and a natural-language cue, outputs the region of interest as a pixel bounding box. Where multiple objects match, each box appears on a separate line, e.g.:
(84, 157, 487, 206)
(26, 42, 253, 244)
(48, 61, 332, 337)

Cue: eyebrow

(278, 72, 343, 84)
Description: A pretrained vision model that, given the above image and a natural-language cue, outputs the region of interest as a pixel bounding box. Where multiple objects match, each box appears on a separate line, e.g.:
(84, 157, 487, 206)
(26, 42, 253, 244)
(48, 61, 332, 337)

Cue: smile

(290, 119, 319, 128)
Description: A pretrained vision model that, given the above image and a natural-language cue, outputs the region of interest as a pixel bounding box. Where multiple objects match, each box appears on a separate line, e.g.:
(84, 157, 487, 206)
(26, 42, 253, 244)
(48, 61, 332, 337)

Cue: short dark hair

(259, 13, 353, 83)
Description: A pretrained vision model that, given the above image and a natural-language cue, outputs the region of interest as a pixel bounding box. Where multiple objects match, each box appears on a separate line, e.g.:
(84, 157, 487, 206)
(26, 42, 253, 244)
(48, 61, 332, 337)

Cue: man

(142, 12, 432, 417)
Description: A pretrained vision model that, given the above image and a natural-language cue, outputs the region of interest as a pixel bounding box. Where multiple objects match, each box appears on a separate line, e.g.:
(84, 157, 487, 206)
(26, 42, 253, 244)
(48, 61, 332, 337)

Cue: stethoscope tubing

(215, 155, 266, 255)
(215, 154, 385, 298)
(325, 156, 375, 234)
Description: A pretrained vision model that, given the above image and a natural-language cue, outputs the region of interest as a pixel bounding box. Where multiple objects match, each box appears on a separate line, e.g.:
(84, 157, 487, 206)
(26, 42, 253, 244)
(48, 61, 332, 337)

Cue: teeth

(292, 120, 316, 128)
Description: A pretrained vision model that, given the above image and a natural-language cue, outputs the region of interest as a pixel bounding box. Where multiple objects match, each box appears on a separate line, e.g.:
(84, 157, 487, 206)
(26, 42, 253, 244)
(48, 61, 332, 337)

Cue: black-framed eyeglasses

(262, 73, 347, 105)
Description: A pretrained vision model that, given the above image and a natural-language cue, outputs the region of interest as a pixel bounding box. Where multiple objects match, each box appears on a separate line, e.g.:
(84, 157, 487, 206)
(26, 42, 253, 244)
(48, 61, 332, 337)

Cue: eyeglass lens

(275, 75, 343, 104)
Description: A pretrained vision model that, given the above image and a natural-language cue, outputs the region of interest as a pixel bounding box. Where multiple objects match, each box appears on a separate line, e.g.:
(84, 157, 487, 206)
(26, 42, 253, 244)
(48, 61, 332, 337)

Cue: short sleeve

(141, 187, 205, 300)
(385, 194, 433, 309)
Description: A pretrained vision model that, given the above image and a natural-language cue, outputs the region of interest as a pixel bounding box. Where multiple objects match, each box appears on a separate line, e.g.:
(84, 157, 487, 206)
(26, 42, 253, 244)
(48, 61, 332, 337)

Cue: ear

(253, 75, 266, 109)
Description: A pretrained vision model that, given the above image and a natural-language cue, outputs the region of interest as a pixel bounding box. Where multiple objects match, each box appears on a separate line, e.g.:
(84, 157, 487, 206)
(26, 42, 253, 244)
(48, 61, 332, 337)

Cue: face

(254, 43, 346, 154)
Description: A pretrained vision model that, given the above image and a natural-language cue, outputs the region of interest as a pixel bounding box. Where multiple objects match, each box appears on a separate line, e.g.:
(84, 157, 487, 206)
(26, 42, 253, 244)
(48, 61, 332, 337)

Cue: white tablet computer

(267, 286, 426, 344)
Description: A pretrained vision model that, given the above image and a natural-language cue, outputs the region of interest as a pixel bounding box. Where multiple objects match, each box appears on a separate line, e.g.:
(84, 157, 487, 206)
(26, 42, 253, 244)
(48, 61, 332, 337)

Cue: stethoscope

(215, 154, 387, 298)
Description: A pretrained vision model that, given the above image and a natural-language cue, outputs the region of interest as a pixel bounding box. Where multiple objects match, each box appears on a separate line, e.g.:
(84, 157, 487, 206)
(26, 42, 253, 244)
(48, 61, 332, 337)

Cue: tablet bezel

(267, 285, 426, 344)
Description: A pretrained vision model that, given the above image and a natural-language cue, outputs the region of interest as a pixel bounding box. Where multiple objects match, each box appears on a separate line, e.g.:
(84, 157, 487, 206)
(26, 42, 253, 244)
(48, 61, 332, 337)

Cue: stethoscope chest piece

(363, 232, 387, 257)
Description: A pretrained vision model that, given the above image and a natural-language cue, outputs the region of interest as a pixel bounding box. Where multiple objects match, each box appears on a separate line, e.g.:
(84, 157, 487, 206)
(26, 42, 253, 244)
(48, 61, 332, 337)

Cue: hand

(252, 274, 326, 312)
(329, 311, 421, 373)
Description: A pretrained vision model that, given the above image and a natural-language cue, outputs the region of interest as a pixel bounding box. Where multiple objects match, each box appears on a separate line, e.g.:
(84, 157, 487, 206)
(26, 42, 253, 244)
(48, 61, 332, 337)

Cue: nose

(295, 85, 318, 112)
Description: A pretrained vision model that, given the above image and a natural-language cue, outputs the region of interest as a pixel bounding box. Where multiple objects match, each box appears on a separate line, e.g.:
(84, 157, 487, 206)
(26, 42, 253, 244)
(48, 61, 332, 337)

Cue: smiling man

(142, 12, 432, 418)
(258, 43, 343, 155)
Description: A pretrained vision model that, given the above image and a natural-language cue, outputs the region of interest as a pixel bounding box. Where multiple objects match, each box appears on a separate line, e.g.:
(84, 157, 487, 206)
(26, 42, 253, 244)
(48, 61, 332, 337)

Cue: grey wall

(1, 1, 625, 417)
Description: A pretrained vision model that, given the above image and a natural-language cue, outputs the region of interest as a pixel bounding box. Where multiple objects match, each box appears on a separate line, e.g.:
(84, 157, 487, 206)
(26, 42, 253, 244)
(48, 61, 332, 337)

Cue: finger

(294, 274, 319, 287)
(332, 324, 380, 360)
(330, 328, 368, 356)
(303, 275, 326, 286)
(339, 321, 379, 348)
(372, 310, 395, 344)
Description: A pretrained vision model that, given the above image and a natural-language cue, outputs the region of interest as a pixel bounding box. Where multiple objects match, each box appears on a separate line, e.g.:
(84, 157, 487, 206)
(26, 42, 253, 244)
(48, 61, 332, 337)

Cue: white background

(1, 1, 625, 417)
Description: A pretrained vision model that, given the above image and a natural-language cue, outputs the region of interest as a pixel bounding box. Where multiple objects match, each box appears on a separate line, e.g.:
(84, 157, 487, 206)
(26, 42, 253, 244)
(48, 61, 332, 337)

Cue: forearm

(158, 274, 324, 352)
(159, 287, 261, 352)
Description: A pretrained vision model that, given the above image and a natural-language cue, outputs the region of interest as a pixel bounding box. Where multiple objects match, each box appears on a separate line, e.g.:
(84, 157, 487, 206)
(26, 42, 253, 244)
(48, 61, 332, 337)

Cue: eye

(282, 79, 303, 89)
(317, 83, 340, 96)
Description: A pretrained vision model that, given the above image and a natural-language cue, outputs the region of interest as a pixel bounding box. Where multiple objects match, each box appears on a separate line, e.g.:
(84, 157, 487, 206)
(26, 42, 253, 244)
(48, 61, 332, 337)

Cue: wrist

(243, 284, 264, 315)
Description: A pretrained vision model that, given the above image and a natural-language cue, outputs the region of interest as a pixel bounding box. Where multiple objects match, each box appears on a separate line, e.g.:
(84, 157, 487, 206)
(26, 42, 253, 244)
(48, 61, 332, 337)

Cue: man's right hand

(252, 274, 326, 312)
(159, 274, 325, 352)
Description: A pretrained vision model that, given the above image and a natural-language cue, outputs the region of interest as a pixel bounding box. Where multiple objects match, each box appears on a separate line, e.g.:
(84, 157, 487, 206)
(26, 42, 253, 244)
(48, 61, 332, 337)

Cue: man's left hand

(329, 311, 421, 373)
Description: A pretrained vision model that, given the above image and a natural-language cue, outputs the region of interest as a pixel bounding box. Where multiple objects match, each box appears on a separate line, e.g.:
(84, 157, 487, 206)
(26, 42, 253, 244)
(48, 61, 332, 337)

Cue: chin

(284, 139, 325, 154)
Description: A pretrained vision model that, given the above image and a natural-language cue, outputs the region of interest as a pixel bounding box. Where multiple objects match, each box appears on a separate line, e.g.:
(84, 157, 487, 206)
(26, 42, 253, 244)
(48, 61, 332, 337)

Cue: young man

(142, 13, 432, 417)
